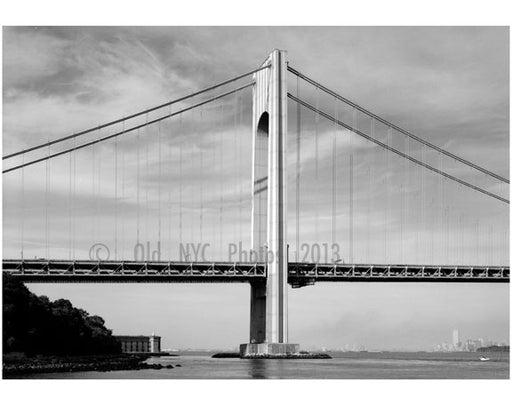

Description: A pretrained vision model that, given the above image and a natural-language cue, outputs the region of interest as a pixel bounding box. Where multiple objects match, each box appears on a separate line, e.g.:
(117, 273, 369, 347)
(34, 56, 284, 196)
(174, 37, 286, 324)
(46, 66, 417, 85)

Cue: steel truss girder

(287, 263, 509, 287)
(2, 260, 509, 285)
(2, 260, 266, 283)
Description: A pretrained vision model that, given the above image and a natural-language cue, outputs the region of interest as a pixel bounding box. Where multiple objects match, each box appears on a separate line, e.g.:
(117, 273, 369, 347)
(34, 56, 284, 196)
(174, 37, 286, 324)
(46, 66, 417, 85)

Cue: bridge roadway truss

(2, 260, 509, 285)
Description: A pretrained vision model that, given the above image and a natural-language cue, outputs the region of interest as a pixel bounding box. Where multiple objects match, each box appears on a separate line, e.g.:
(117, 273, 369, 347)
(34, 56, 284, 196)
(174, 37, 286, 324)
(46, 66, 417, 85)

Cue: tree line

(3, 273, 120, 355)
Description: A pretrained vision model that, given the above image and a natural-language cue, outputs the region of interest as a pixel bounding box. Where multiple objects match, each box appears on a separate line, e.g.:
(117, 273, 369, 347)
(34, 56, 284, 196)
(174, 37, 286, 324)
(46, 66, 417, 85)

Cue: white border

(1, 0, 511, 404)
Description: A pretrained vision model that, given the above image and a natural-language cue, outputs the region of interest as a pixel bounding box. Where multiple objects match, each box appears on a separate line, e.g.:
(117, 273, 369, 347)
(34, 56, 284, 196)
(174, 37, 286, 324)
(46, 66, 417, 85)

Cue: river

(20, 351, 509, 379)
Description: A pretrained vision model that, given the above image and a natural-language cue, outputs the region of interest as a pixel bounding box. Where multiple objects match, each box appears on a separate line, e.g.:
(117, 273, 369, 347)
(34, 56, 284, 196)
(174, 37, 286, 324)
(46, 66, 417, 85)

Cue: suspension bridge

(3, 50, 509, 356)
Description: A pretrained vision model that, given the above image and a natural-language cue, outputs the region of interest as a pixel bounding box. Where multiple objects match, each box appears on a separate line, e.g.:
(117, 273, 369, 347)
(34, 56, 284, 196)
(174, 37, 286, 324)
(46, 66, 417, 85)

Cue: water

(21, 351, 509, 379)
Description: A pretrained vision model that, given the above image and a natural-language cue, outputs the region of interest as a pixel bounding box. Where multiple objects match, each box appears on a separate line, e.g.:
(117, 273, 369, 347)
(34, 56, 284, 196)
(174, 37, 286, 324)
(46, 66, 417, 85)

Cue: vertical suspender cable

(505, 187, 508, 265)
(476, 220, 479, 265)
(98, 128, 102, 251)
(421, 144, 425, 263)
(21, 154, 25, 259)
(398, 136, 402, 263)
(92, 130, 101, 249)
(487, 173, 492, 264)
(430, 166, 435, 265)
(405, 137, 410, 263)
(384, 127, 389, 263)
(503, 212, 505, 265)
(400, 181, 403, 263)
(489, 225, 492, 264)
(430, 195, 434, 264)
(443, 203, 447, 263)
(296, 76, 301, 261)
(167, 109, 172, 259)
(437, 152, 441, 264)
(137, 127, 140, 244)
(179, 114, 183, 256)
(145, 114, 149, 247)
(189, 114, 195, 246)
(220, 103, 224, 259)
(403, 140, 407, 264)
(349, 153, 354, 263)
(401, 134, 405, 263)
(492, 224, 495, 265)
(234, 90, 242, 243)
(72, 135, 76, 259)
(331, 96, 337, 261)
(233, 95, 238, 242)
(390, 127, 396, 263)
(441, 154, 445, 263)
(239, 92, 244, 245)
(461, 213, 465, 265)
(46, 139, 49, 259)
(158, 120, 162, 258)
(210, 104, 217, 257)
(199, 106, 204, 245)
(232, 94, 239, 243)
(120, 121, 125, 260)
(350, 109, 356, 263)
(367, 165, 370, 263)
(458, 213, 462, 264)
(415, 143, 420, 264)
(68, 140, 72, 260)
(212, 107, 217, 256)
(371, 118, 376, 263)
(459, 182, 463, 265)
(92, 131, 96, 248)
(447, 206, 450, 265)
(315, 88, 319, 245)
(114, 123, 118, 260)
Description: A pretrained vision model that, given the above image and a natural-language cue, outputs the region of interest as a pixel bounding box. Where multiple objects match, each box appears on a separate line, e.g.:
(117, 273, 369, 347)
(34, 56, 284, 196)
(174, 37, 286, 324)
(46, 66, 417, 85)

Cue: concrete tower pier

(240, 50, 300, 358)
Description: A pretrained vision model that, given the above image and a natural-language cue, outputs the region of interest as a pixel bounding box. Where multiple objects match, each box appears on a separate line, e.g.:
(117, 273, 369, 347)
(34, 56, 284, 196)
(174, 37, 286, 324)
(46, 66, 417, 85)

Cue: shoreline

(3, 353, 179, 378)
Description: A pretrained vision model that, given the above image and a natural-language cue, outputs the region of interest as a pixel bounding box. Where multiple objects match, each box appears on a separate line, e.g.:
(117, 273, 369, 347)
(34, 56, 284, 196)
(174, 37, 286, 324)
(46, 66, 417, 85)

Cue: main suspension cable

(288, 93, 509, 204)
(288, 65, 509, 184)
(4, 83, 253, 174)
(3, 66, 269, 161)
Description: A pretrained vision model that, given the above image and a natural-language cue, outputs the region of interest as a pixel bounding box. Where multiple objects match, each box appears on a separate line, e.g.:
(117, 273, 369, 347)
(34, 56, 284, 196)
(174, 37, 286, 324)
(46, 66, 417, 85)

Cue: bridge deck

(2, 260, 509, 285)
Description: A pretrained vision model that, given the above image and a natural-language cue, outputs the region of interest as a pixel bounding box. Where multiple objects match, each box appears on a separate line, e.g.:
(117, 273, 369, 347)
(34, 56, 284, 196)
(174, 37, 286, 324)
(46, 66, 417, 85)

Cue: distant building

(452, 329, 460, 349)
(114, 333, 161, 353)
(465, 339, 479, 352)
(434, 332, 507, 353)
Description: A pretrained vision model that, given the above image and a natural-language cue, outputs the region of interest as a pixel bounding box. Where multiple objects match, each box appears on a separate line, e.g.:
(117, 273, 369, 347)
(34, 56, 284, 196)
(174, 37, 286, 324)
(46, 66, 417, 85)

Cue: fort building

(114, 333, 161, 353)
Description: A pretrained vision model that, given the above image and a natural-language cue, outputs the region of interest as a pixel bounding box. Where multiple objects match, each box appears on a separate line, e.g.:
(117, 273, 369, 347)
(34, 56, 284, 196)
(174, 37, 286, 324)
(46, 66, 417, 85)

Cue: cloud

(2, 27, 509, 350)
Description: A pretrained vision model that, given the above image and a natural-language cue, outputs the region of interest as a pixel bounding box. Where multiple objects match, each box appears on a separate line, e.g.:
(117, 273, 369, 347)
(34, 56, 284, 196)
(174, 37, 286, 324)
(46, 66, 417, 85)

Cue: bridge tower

(240, 50, 300, 357)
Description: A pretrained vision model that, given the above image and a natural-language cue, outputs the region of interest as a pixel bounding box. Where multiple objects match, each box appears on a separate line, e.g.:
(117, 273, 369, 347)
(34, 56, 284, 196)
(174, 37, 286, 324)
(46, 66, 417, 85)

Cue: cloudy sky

(2, 26, 509, 350)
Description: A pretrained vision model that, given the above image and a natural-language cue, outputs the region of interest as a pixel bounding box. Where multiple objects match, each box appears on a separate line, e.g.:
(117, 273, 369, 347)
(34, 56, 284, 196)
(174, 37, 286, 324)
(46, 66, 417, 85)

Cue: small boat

(479, 356, 490, 361)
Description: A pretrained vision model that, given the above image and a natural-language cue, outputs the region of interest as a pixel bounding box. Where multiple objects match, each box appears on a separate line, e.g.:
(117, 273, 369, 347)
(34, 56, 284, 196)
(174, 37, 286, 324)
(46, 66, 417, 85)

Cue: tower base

(239, 343, 300, 358)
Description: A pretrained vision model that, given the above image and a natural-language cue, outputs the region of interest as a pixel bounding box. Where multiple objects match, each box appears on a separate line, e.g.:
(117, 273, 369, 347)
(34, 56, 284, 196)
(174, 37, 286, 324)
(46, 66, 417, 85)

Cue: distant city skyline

(434, 328, 508, 352)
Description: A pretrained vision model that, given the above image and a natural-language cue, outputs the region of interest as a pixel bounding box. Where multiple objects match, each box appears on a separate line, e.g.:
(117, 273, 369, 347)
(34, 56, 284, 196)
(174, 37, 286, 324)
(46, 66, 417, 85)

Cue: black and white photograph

(0, 2, 511, 402)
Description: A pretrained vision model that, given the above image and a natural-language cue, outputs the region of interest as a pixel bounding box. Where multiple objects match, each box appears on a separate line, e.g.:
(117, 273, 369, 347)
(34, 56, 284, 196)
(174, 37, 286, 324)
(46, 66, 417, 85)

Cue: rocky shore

(3, 353, 180, 378)
(241, 353, 332, 359)
(212, 352, 332, 359)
